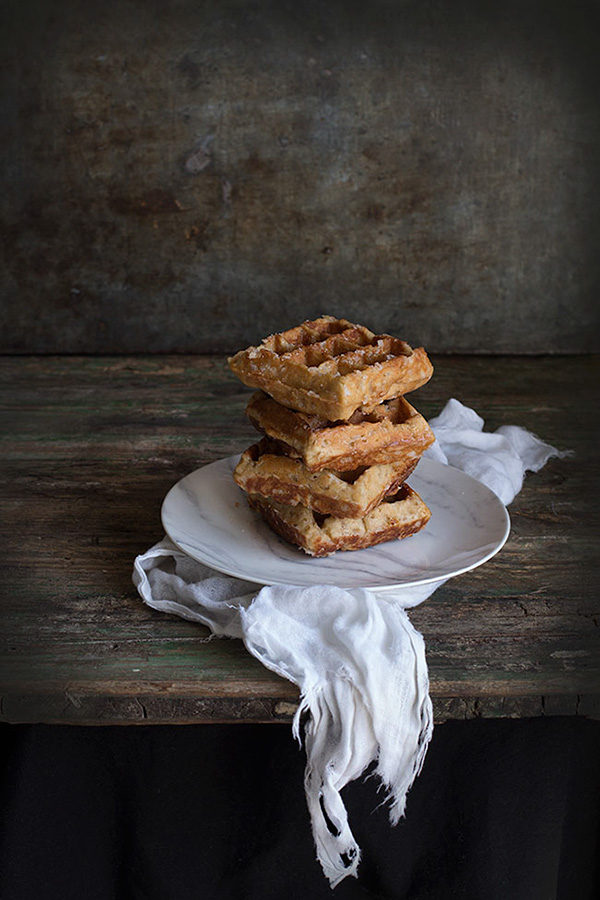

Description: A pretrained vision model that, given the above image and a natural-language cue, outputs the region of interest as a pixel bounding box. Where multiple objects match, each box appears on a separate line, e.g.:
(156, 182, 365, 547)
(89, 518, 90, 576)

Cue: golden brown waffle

(228, 316, 433, 420)
(234, 438, 419, 518)
(246, 391, 435, 472)
(248, 483, 431, 557)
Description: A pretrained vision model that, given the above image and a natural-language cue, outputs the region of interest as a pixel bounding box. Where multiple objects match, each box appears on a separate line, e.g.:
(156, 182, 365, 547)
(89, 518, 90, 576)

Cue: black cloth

(1, 718, 598, 900)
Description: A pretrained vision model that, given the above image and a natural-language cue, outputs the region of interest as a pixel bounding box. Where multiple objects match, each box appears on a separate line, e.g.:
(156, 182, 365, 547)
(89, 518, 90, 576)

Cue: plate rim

(161, 455, 511, 592)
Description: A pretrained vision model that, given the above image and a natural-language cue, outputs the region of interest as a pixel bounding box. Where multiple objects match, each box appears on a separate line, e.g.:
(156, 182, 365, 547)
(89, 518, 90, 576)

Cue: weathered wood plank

(3, 694, 599, 728)
(0, 355, 598, 724)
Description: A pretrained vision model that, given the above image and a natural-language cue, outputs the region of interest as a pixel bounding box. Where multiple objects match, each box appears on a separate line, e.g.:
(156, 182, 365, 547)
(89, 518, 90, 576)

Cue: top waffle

(228, 316, 433, 421)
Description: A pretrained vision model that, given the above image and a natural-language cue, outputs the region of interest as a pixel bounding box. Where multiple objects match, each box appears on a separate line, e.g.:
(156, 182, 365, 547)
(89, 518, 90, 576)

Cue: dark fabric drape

(1, 718, 598, 900)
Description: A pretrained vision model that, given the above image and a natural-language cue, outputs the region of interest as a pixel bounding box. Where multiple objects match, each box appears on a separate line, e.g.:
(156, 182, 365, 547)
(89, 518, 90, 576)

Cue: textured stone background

(1, 0, 599, 353)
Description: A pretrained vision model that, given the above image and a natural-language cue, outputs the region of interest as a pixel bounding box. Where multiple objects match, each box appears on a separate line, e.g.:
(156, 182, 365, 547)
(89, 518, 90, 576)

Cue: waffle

(228, 316, 433, 421)
(248, 483, 431, 557)
(246, 391, 435, 472)
(234, 438, 419, 518)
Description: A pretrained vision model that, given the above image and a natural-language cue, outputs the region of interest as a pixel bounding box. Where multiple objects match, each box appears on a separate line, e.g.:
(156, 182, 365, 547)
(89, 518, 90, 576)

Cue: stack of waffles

(228, 316, 436, 557)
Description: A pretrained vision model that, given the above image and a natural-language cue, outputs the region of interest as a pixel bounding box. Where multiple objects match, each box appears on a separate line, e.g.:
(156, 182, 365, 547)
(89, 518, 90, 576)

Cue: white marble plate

(161, 456, 510, 592)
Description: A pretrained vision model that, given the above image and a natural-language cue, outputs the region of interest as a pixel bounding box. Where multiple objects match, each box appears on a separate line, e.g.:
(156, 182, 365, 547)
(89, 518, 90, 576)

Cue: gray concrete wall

(1, 0, 599, 353)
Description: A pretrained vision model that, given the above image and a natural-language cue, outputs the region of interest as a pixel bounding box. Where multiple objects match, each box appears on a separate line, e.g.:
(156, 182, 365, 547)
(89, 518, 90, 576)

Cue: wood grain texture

(0, 355, 598, 724)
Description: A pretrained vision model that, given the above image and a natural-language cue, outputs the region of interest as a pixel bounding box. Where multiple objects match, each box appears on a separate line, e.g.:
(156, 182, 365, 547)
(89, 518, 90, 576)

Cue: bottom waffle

(248, 483, 431, 557)
(234, 438, 419, 518)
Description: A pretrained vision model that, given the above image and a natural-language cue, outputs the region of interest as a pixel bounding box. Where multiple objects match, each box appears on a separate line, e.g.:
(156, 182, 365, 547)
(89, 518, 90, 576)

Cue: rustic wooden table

(1, 356, 598, 725)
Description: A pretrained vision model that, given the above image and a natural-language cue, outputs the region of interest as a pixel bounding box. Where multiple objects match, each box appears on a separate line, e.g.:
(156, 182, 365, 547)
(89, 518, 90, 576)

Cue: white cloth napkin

(132, 399, 566, 887)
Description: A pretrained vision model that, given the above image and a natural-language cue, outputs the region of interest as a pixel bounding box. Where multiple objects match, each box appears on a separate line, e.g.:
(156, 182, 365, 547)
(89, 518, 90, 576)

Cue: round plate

(161, 456, 510, 591)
